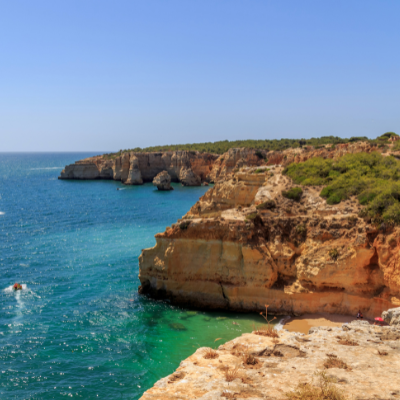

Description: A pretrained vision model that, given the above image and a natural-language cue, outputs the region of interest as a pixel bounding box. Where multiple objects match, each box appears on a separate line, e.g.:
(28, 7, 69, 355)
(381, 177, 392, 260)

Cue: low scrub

(284, 151, 400, 224)
(286, 371, 348, 400)
(329, 248, 339, 260)
(323, 354, 351, 370)
(203, 347, 219, 359)
(282, 187, 303, 201)
(256, 200, 276, 210)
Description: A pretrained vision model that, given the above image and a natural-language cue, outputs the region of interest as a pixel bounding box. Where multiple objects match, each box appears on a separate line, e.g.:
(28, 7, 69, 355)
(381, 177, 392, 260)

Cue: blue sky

(1, 1, 399, 151)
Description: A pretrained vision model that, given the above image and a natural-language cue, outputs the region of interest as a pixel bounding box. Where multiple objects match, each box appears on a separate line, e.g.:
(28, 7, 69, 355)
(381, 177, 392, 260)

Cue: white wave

(0, 212, 4, 215)
(4, 284, 28, 293)
(275, 316, 291, 331)
(30, 167, 63, 170)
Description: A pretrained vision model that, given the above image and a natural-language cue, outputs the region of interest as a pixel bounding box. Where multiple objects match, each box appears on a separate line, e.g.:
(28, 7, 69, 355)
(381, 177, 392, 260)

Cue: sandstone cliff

(140, 320, 400, 400)
(59, 141, 381, 186)
(139, 163, 400, 320)
(59, 151, 218, 186)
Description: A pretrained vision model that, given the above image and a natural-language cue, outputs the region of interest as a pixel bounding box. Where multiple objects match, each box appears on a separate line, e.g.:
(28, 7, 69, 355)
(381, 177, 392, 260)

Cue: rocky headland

(58, 141, 384, 186)
(138, 145, 400, 319)
(139, 320, 400, 400)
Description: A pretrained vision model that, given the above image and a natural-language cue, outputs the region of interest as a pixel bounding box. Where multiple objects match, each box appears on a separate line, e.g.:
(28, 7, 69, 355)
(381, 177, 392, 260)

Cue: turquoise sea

(0, 153, 273, 400)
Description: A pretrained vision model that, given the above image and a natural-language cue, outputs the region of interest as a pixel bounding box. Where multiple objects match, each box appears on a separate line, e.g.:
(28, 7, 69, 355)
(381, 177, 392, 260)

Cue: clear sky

(1, 1, 399, 152)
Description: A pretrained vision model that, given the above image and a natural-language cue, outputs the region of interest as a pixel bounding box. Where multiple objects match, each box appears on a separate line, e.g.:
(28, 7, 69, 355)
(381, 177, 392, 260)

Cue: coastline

(282, 312, 363, 334)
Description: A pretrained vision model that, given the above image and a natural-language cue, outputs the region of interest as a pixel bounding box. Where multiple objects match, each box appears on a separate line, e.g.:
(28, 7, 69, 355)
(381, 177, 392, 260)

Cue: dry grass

(221, 390, 236, 399)
(323, 354, 351, 370)
(377, 349, 388, 356)
(253, 324, 279, 338)
(203, 347, 219, 359)
(255, 304, 279, 338)
(225, 366, 240, 382)
(242, 350, 258, 366)
(286, 371, 348, 400)
(337, 335, 358, 346)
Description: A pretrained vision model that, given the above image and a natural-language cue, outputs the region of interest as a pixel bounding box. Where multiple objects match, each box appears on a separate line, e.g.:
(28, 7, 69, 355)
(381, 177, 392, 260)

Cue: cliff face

(59, 151, 218, 186)
(59, 141, 381, 185)
(140, 320, 400, 400)
(139, 164, 400, 319)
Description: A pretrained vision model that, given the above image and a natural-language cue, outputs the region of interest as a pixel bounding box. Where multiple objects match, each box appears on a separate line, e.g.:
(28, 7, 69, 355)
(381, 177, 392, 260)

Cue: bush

(256, 200, 276, 210)
(179, 221, 190, 230)
(284, 152, 400, 224)
(329, 248, 339, 260)
(245, 213, 258, 220)
(282, 187, 303, 201)
(255, 151, 264, 159)
(295, 224, 307, 236)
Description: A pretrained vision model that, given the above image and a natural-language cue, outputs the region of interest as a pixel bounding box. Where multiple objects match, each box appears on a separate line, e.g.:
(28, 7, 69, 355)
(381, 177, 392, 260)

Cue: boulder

(382, 307, 400, 326)
(180, 168, 201, 186)
(153, 171, 173, 191)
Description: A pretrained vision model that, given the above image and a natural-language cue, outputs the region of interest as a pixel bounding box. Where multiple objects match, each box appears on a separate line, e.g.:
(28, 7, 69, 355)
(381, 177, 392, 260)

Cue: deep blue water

(0, 153, 268, 399)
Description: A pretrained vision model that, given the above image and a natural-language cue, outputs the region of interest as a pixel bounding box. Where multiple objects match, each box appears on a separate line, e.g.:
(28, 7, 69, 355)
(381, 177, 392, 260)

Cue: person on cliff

(357, 310, 363, 320)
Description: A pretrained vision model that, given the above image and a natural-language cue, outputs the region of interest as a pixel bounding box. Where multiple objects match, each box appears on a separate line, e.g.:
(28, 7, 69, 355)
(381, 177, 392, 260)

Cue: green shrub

(254, 168, 266, 174)
(284, 152, 400, 224)
(256, 200, 276, 210)
(295, 224, 307, 236)
(382, 203, 400, 224)
(245, 213, 258, 220)
(282, 187, 303, 201)
(329, 248, 339, 260)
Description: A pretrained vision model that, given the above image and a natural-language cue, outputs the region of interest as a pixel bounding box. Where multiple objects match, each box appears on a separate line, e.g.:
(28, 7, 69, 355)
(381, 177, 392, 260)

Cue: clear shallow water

(0, 153, 272, 400)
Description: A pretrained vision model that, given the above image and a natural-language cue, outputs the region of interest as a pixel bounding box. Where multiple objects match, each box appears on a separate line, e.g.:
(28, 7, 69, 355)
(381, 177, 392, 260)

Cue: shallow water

(0, 153, 274, 399)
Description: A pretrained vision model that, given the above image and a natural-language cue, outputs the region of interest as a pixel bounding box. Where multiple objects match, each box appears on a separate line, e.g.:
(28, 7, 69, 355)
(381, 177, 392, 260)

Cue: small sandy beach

(283, 313, 369, 334)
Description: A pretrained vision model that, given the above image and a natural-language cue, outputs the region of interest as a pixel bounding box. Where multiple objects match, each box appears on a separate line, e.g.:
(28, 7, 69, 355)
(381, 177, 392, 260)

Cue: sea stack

(152, 171, 174, 191)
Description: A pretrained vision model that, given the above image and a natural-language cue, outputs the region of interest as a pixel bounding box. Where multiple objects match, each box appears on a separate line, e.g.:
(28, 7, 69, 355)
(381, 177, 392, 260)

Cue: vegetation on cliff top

(103, 136, 372, 158)
(284, 150, 400, 224)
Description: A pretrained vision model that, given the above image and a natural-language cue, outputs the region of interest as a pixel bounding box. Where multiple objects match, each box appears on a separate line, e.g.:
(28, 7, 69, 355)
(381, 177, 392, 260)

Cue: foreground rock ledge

(140, 321, 400, 400)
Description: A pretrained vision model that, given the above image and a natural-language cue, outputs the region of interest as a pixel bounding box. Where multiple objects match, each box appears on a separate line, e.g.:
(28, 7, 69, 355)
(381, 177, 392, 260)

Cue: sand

(283, 313, 366, 334)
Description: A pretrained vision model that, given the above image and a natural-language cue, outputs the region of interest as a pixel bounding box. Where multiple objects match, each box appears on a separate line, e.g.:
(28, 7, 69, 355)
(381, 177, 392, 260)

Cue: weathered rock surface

(382, 307, 400, 326)
(139, 164, 400, 319)
(153, 171, 173, 191)
(59, 151, 218, 185)
(140, 320, 400, 399)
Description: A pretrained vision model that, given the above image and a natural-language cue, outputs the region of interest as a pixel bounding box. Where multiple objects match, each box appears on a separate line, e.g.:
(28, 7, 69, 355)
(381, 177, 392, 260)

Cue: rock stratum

(139, 141, 400, 320)
(140, 320, 400, 400)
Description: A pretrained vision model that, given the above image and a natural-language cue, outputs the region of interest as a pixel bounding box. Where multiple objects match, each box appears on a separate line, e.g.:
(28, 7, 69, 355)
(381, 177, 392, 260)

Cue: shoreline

(282, 312, 370, 334)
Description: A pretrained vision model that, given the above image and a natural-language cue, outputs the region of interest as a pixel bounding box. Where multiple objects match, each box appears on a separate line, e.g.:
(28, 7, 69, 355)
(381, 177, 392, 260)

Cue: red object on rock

(375, 317, 384, 322)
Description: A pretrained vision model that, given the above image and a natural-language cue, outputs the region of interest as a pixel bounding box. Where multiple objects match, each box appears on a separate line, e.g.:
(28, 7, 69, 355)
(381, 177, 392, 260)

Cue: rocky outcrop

(382, 307, 400, 326)
(59, 151, 218, 185)
(153, 171, 173, 191)
(140, 320, 400, 400)
(139, 165, 400, 320)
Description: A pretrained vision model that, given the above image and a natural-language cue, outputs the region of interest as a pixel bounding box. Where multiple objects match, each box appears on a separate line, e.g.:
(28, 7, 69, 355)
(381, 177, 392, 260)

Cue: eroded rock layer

(139, 164, 400, 320)
(59, 151, 218, 186)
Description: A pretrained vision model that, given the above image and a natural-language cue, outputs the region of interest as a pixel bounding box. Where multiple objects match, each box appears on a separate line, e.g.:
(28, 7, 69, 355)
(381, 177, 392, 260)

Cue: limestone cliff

(139, 163, 400, 320)
(140, 320, 400, 400)
(59, 151, 218, 186)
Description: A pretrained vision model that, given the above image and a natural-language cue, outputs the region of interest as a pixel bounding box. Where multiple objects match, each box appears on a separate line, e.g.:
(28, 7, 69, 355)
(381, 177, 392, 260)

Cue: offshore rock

(153, 171, 173, 191)
(140, 320, 400, 400)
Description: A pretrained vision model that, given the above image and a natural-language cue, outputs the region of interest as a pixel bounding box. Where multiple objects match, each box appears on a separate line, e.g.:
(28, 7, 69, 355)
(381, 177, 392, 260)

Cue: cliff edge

(139, 320, 400, 399)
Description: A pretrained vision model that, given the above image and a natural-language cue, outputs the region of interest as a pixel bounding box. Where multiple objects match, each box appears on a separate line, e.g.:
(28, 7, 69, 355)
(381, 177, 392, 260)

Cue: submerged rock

(152, 171, 173, 191)
(168, 322, 187, 331)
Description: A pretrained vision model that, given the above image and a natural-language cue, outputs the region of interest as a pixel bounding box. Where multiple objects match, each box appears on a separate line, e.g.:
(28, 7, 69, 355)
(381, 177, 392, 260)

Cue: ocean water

(0, 153, 274, 400)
